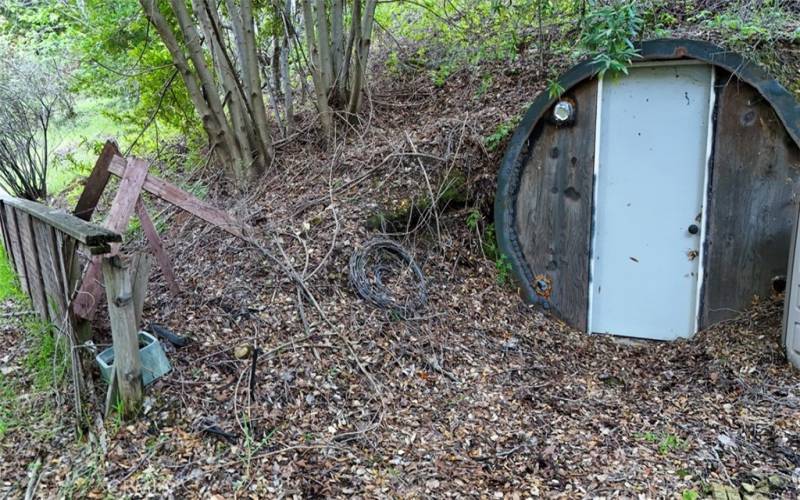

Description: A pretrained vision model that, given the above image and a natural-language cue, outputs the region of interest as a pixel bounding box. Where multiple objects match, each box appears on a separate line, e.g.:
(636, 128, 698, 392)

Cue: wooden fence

(0, 142, 253, 418)
(0, 193, 143, 415)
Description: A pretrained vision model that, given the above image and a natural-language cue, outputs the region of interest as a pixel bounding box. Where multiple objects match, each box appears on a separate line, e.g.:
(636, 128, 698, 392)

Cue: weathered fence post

(102, 255, 143, 417)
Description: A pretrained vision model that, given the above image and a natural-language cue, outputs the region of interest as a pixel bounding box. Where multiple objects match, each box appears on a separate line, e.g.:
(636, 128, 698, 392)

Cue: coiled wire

(348, 239, 428, 318)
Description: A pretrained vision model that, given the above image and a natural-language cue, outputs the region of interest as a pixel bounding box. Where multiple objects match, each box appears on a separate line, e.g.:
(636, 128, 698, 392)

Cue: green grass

(47, 97, 124, 200)
(0, 245, 67, 440)
(0, 244, 25, 302)
(0, 374, 18, 440)
(46, 95, 188, 204)
(0, 316, 67, 442)
(48, 99, 114, 190)
(0, 244, 24, 440)
(23, 317, 68, 391)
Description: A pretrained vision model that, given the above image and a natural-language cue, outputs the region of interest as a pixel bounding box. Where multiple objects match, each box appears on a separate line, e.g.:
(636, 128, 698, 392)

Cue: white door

(783, 209, 800, 369)
(589, 63, 714, 340)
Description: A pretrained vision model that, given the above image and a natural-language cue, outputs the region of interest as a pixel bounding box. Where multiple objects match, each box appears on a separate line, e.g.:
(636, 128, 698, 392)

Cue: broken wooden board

(32, 219, 69, 329)
(135, 198, 179, 295)
(108, 154, 255, 241)
(73, 158, 150, 320)
(72, 147, 255, 322)
(74, 141, 121, 221)
(1, 191, 121, 248)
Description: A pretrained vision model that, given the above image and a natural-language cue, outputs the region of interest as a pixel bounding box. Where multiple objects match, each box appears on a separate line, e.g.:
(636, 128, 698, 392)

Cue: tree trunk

(347, 0, 377, 119)
(301, 0, 333, 134)
(281, 45, 294, 133)
(230, 0, 276, 176)
(341, 0, 360, 104)
(193, 0, 255, 172)
(169, 0, 245, 178)
(331, 0, 345, 104)
(139, 0, 237, 170)
(201, 0, 265, 170)
(314, 0, 335, 93)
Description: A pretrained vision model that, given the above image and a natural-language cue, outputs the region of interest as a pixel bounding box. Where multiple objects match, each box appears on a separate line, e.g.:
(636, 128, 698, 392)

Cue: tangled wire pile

(348, 239, 428, 318)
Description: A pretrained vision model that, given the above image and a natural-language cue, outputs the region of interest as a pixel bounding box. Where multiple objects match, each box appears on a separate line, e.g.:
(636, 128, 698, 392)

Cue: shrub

(0, 43, 68, 200)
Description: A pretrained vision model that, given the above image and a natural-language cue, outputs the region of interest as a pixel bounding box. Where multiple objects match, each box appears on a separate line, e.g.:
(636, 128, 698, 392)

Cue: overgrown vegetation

(484, 117, 519, 151)
(466, 210, 511, 285)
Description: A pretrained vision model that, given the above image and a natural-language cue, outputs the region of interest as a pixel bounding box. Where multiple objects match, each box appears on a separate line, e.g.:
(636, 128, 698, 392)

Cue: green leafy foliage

(547, 78, 565, 99)
(495, 254, 512, 285)
(681, 489, 699, 500)
(699, 3, 800, 91)
(482, 222, 499, 260)
(65, 0, 200, 147)
(2, 0, 199, 155)
(432, 61, 457, 87)
(466, 212, 513, 286)
(485, 117, 519, 151)
(578, 1, 643, 76)
(474, 74, 493, 98)
(378, 0, 583, 84)
(466, 209, 482, 231)
(637, 431, 687, 455)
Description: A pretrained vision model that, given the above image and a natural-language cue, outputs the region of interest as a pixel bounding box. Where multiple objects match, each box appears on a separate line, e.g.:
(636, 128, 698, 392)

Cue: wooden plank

(6, 206, 30, 296)
(701, 70, 800, 327)
(32, 219, 69, 330)
(135, 198, 179, 295)
(0, 202, 26, 302)
(58, 232, 81, 302)
(74, 140, 120, 221)
(131, 253, 153, 329)
(73, 158, 149, 320)
(17, 212, 49, 322)
(0, 202, 18, 277)
(101, 255, 143, 417)
(54, 230, 92, 341)
(53, 230, 83, 339)
(0, 192, 121, 249)
(0, 201, 11, 258)
(48, 227, 69, 304)
(513, 79, 598, 331)
(108, 155, 253, 241)
(72, 261, 103, 320)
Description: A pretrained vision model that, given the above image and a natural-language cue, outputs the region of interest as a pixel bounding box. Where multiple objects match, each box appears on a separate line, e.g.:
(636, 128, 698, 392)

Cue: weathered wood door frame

(586, 60, 718, 338)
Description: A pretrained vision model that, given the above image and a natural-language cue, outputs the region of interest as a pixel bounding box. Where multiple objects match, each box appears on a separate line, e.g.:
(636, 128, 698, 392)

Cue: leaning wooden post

(102, 255, 143, 417)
